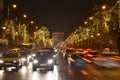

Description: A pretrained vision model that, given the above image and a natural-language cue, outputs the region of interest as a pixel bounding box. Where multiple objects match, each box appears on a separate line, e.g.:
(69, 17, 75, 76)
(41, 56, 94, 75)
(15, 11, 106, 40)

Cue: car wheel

(3, 66, 6, 71)
(33, 67, 37, 71)
(0, 67, 2, 70)
(51, 66, 54, 70)
(64, 54, 68, 60)
(70, 61, 75, 68)
(20, 64, 22, 68)
(16, 66, 19, 71)
(54, 60, 57, 65)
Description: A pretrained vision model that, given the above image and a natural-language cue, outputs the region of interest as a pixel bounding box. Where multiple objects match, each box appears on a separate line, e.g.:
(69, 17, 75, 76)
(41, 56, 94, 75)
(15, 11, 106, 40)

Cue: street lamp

(35, 26, 38, 29)
(30, 20, 34, 24)
(7, 4, 17, 18)
(20, 14, 28, 24)
(12, 4, 17, 8)
(2, 27, 6, 38)
(102, 5, 106, 10)
(97, 33, 100, 36)
(90, 35, 94, 38)
(84, 21, 87, 25)
(89, 17, 93, 20)
(23, 14, 27, 18)
(96, 33, 100, 50)
(2, 27, 6, 30)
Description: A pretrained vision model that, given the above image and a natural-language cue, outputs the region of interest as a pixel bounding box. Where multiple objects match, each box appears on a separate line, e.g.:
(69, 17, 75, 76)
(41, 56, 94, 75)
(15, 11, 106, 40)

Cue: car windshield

(40, 48, 54, 53)
(36, 52, 52, 57)
(3, 53, 18, 58)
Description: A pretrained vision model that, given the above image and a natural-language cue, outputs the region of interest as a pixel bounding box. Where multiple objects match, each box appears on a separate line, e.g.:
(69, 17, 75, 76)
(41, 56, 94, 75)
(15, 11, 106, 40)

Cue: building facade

(52, 32, 64, 48)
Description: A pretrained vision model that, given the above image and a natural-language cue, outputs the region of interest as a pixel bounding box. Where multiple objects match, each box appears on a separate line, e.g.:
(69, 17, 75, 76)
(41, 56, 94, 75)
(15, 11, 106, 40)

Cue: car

(0, 50, 22, 71)
(82, 49, 100, 58)
(32, 49, 55, 71)
(67, 54, 90, 68)
(63, 48, 76, 60)
(20, 51, 28, 66)
(38, 47, 57, 64)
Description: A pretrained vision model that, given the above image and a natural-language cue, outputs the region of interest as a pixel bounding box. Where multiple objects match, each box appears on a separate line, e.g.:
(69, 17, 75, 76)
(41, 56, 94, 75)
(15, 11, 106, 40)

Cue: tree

(34, 26, 52, 47)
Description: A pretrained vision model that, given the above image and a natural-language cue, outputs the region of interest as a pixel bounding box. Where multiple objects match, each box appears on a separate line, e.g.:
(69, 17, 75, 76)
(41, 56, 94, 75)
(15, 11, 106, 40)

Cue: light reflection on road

(0, 71, 4, 74)
(0, 63, 61, 80)
(0, 54, 120, 80)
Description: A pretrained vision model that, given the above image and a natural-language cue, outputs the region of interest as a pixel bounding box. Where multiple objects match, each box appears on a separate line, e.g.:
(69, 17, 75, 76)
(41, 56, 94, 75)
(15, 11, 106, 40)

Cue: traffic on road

(0, 0, 120, 80)
(0, 47, 119, 80)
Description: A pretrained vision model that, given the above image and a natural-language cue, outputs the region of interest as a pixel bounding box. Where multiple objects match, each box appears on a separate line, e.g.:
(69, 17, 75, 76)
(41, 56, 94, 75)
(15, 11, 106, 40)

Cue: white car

(0, 50, 22, 71)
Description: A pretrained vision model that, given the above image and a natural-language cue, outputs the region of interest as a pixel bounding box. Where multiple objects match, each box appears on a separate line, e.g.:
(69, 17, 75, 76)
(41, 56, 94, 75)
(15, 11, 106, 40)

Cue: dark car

(32, 50, 55, 71)
(37, 47, 57, 64)
(67, 54, 90, 68)
(63, 48, 76, 60)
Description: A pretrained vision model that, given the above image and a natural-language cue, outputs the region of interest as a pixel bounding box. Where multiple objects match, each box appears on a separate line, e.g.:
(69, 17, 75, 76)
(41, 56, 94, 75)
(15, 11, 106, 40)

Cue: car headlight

(54, 49, 58, 52)
(22, 58, 26, 61)
(53, 55, 56, 58)
(0, 60, 3, 63)
(33, 59, 38, 64)
(28, 55, 32, 59)
(48, 59, 53, 64)
(13, 60, 17, 63)
(32, 54, 36, 57)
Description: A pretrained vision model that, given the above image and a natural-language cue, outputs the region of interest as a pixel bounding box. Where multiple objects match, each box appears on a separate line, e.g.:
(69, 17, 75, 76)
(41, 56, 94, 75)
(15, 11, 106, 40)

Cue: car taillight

(97, 57, 106, 61)
(82, 57, 92, 63)
(110, 57, 120, 61)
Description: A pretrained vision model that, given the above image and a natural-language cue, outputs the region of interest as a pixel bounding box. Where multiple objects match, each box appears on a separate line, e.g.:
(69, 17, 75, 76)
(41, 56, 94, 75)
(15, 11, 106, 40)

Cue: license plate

(40, 64, 46, 66)
(5, 63, 12, 65)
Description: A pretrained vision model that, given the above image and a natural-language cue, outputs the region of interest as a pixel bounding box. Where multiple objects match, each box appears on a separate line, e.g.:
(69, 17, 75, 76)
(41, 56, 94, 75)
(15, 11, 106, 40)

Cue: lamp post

(102, 5, 106, 10)
(15, 31, 18, 46)
(23, 14, 27, 18)
(30, 20, 34, 24)
(7, 4, 17, 18)
(2, 27, 6, 38)
(97, 33, 100, 50)
(117, 0, 120, 30)
(118, 0, 120, 53)
(20, 14, 28, 24)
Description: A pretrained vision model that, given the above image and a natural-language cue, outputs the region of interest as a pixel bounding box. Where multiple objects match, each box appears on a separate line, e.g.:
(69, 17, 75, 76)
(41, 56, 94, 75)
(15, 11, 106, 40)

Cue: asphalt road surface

(0, 53, 120, 80)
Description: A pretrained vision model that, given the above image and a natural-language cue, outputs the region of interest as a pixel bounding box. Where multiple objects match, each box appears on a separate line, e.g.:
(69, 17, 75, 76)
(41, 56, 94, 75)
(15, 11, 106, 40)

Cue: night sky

(5, 0, 100, 37)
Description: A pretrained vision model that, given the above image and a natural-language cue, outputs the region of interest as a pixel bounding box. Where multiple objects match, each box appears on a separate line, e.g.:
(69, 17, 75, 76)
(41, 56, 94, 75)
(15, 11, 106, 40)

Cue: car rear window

(3, 53, 18, 58)
(36, 52, 52, 57)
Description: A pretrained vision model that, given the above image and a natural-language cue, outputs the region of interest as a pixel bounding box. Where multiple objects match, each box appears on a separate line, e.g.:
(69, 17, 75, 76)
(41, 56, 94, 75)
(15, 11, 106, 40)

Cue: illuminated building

(52, 32, 64, 48)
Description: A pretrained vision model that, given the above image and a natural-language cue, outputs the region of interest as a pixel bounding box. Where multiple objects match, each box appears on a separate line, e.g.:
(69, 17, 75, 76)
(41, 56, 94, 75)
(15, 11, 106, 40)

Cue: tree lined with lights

(34, 26, 53, 47)
(0, 3, 53, 48)
(65, 0, 119, 51)
(2, 18, 30, 47)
